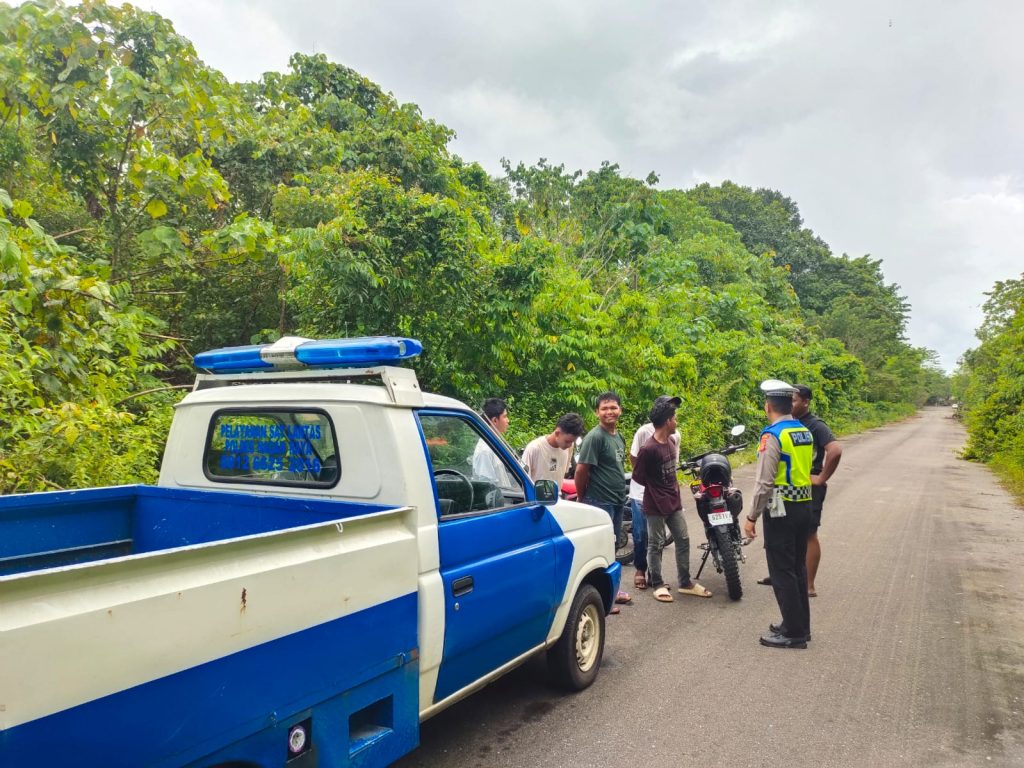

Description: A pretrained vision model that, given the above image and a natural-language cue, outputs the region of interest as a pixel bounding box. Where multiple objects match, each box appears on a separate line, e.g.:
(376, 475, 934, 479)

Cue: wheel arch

(549, 558, 618, 645)
(581, 565, 614, 614)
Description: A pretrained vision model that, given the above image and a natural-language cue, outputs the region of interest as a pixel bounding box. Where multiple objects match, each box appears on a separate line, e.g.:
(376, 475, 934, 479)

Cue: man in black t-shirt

(758, 384, 843, 596)
(793, 384, 842, 596)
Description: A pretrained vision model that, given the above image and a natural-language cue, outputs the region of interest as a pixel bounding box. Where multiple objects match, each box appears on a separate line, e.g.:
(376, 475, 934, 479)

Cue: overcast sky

(144, 0, 1024, 371)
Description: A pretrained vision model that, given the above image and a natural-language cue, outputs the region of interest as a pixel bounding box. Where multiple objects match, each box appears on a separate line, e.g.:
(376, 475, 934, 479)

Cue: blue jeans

(583, 497, 623, 544)
(630, 497, 648, 574)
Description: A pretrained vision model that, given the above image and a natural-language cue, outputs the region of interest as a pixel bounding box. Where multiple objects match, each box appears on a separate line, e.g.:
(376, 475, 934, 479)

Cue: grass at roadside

(988, 453, 1024, 507)
(833, 402, 917, 436)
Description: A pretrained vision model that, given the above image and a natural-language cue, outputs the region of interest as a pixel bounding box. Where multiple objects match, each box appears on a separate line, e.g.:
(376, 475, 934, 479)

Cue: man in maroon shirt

(631, 397, 711, 602)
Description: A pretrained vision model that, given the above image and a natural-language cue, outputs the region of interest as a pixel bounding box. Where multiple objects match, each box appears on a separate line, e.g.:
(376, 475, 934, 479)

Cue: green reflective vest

(762, 419, 813, 502)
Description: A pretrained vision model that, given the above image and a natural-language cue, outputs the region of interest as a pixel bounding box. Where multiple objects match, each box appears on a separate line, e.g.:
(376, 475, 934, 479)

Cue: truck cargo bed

(1, 486, 419, 767)
(0, 484, 389, 577)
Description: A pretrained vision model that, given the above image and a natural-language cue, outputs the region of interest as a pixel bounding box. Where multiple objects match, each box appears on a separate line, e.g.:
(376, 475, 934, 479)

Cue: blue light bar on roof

(193, 344, 274, 372)
(194, 336, 423, 373)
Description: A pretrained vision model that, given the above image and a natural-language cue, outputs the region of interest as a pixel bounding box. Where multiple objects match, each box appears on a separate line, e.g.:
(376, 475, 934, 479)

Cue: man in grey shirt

(522, 413, 584, 484)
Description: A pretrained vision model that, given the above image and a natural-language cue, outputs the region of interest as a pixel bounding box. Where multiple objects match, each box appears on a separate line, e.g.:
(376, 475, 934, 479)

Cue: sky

(144, 0, 1024, 371)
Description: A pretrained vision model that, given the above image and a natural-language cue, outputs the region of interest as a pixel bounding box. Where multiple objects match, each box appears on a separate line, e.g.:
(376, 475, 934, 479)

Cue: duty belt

(777, 484, 812, 501)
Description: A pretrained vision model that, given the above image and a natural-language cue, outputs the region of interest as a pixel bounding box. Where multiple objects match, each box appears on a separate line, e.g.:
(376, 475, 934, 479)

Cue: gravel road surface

(397, 407, 1024, 767)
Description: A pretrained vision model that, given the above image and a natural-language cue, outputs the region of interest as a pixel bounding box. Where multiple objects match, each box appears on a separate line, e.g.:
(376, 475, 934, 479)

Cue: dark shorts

(809, 483, 827, 532)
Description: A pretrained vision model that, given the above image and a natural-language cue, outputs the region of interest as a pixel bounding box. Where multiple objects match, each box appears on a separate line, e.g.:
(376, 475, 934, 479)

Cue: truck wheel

(548, 584, 605, 691)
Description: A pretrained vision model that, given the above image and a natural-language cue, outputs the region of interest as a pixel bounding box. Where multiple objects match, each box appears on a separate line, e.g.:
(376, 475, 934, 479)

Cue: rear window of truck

(203, 409, 339, 488)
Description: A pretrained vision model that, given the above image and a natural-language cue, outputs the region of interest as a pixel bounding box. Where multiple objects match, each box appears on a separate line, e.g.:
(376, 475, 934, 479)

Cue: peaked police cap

(760, 378, 796, 398)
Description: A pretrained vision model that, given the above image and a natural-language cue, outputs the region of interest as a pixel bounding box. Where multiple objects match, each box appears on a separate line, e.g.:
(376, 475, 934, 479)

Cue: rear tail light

(708, 485, 723, 499)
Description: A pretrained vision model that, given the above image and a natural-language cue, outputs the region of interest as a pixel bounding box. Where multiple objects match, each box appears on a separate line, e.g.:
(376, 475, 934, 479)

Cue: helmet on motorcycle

(699, 453, 732, 485)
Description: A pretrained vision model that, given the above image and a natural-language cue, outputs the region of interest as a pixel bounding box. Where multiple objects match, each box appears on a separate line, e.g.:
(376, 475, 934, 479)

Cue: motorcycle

(680, 425, 749, 601)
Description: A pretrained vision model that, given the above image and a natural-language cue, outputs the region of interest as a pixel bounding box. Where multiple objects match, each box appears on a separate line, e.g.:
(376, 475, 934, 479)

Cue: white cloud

(443, 83, 618, 173)
(141, 1, 295, 82)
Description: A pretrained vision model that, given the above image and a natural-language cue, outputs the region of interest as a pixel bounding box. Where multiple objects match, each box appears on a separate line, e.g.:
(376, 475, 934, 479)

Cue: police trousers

(763, 499, 812, 638)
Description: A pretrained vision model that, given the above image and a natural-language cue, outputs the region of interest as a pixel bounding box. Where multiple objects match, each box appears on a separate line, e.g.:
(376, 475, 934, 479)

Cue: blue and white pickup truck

(0, 336, 620, 768)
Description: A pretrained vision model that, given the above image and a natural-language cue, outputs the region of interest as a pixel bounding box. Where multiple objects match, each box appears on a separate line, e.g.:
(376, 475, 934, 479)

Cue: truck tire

(548, 584, 605, 691)
(715, 526, 742, 601)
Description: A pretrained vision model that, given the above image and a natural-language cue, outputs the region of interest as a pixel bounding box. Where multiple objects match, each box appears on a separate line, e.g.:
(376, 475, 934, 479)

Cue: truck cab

(0, 336, 620, 767)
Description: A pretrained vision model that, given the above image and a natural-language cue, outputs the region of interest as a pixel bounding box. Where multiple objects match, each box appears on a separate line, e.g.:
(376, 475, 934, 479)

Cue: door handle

(452, 575, 474, 597)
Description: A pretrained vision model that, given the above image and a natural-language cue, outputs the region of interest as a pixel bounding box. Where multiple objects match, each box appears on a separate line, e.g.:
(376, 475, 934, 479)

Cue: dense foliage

(954, 275, 1024, 495)
(0, 1, 947, 492)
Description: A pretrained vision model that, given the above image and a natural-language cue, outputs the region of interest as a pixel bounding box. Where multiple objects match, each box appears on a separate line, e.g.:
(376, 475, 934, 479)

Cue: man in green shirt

(575, 391, 631, 609)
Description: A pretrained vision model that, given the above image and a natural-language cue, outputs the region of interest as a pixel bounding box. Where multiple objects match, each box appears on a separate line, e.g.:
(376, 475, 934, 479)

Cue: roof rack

(192, 365, 424, 406)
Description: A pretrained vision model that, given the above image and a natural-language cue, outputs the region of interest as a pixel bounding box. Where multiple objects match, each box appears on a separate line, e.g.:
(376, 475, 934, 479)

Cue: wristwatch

(745, 515, 757, 523)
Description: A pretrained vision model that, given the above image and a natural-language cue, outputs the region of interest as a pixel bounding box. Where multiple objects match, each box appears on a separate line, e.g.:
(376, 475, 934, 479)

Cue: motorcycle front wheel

(714, 526, 743, 601)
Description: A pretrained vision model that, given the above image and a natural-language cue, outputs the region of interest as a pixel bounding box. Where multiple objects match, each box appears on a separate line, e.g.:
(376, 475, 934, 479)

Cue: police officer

(742, 379, 815, 649)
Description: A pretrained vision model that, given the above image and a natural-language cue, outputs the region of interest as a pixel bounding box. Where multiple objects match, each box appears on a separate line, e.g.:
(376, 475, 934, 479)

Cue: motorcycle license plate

(708, 511, 732, 527)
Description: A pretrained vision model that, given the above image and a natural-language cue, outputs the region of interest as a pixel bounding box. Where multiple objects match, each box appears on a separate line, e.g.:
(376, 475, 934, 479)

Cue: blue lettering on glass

(288, 456, 322, 473)
(215, 415, 327, 479)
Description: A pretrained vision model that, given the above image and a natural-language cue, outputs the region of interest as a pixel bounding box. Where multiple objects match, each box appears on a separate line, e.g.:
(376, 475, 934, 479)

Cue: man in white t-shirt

(522, 413, 585, 484)
(628, 395, 681, 590)
(473, 397, 515, 488)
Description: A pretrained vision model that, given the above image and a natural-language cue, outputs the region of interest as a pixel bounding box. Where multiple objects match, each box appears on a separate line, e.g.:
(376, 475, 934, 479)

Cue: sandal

(634, 571, 648, 590)
(610, 604, 621, 614)
(677, 582, 713, 598)
(615, 590, 632, 604)
(653, 586, 674, 603)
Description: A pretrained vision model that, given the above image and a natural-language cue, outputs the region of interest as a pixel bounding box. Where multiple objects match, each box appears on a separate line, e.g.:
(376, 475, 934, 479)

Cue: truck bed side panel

(1, 503, 420, 767)
(1, 594, 418, 768)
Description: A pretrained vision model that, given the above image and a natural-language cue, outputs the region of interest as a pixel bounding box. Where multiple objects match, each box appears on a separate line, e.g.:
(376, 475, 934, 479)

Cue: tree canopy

(0, 1, 948, 492)
(955, 275, 1024, 495)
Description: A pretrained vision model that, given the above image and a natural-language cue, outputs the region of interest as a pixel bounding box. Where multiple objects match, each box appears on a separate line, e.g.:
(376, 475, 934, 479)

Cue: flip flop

(808, 590, 817, 597)
(615, 590, 632, 604)
(634, 572, 648, 590)
(677, 582, 713, 598)
(653, 586, 674, 603)
(757, 576, 772, 586)
(610, 604, 621, 614)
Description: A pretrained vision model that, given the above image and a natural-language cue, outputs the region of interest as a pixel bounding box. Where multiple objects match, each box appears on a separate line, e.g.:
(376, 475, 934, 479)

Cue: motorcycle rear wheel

(615, 530, 634, 565)
(714, 526, 742, 601)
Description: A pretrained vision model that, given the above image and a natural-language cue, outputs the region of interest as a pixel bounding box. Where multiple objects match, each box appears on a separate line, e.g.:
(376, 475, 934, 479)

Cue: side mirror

(534, 479, 559, 505)
(730, 424, 746, 437)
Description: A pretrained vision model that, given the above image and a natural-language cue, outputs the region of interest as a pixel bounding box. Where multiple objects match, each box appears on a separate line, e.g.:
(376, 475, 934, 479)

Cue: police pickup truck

(0, 336, 620, 768)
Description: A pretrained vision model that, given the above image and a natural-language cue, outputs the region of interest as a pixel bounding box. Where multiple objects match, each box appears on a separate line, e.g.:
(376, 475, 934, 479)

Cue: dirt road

(398, 407, 1024, 767)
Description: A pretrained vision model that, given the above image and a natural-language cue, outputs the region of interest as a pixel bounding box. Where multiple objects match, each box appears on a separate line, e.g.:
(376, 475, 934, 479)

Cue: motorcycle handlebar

(721, 442, 748, 455)
(679, 442, 749, 469)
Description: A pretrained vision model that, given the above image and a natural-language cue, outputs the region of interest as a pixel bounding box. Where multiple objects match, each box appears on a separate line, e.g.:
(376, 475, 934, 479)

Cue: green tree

(0, 0, 232, 278)
(0, 188, 177, 491)
(957, 275, 1024, 489)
